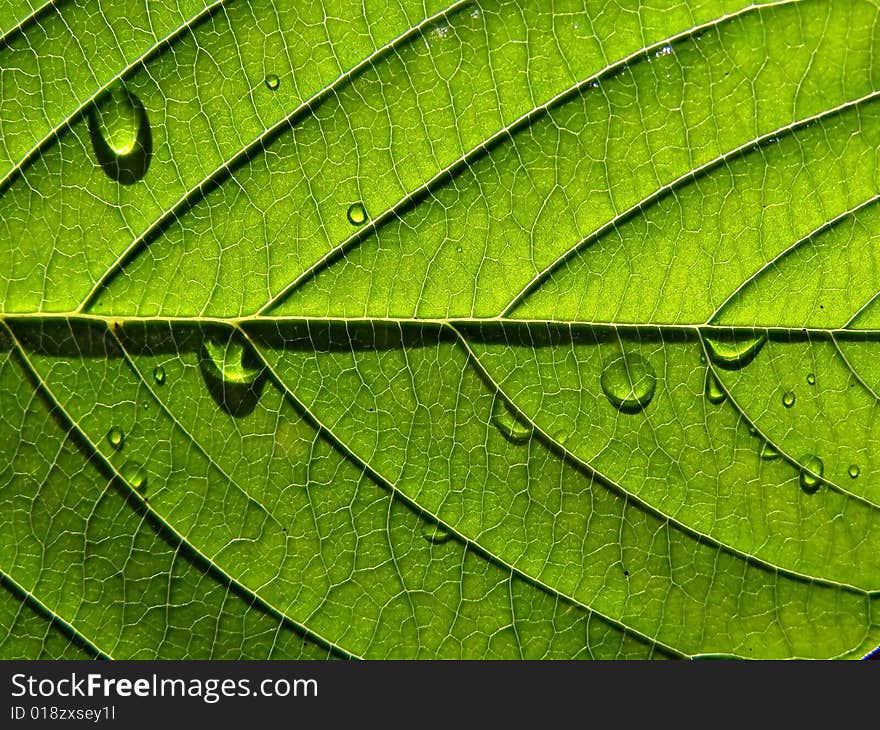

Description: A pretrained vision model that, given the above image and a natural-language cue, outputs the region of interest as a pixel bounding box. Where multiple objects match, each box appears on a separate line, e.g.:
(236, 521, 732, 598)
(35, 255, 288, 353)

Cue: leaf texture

(1, 0, 880, 659)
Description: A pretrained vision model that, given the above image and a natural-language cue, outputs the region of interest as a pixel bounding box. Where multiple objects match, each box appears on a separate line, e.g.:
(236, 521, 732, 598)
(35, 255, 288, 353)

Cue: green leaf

(1, 0, 879, 659)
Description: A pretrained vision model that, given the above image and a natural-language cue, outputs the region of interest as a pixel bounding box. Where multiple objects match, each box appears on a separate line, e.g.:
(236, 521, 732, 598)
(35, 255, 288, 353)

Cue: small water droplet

(347, 202, 367, 226)
(703, 332, 766, 370)
(107, 427, 124, 451)
(88, 85, 152, 185)
(554, 430, 568, 446)
(600, 353, 656, 414)
(264, 73, 280, 91)
(799, 456, 824, 493)
(706, 371, 726, 405)
(153, 365, 166, 385)
(423, 525, 453, 545)
(491, 397, 532, 444)
(759, 442, 780, 460)
(782, 391, 796, 408)
(806, 373, 816, 385)
(121, 461, 148, 493)
(849, 464, 860, 479)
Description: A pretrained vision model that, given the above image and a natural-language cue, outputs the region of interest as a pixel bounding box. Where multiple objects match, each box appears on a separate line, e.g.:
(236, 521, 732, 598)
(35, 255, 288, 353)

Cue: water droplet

(200, 333, 265, 417)
(703, 332, 766, 370)
(264, 74, 280, 91)
(121, 461, 147, 493)
(759, 442, 780, 460)
(600, 353, 656, 414)
(806, 373, 816, 385)
(88, 85, 152, 185)
(107, 427, 124, 451)
(782, 391, 796, 408)
(423, 525, 453, 545)
(347, 202, 367, 226)
(153, 365, 166, 385)
(798, 456, 824, 494)
(491, 397, 531, 444)
(554, 430, 569, 446)
(202, 336, 262, 386)
(849, 464, 860, 479)
(706, 371, 726, 404)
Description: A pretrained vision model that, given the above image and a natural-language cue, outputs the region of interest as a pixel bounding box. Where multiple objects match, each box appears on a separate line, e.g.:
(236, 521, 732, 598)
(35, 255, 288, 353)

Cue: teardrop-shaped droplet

(121, 461, 148, 493)
(703, 331, 766, 370)
(200, 333, 265, 417)
(491, 397, 532, 444)
(782, 391, 796, 408)
(806, 373, 816, 386)
(759, 441, 781, 461)
(265, 73, 280, 91)
(423, 525, 453, 545)
(347, 202, 367, 226)
(706, 371, 726, 404)
(600, 353, 656, 414)
(153, 365, 166, 385)
(849, 464, 860, 479)
(798, 455, 824, 494)
(88, 85, 152, 185)
(202, 336, 262, 386)
(107, 426, 124, 451)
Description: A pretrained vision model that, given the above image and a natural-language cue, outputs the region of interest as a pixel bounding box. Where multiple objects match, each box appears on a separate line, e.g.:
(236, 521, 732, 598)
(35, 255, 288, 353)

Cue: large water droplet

(798, 456, 824, 493)
(153, 365, 166, 385)
(706, 371, 726, 404)
(491, 397, 532, 444)
(265, 74, 280, 91)
(88, 85, 152, 185)
(703, 332, 766, 370)
(600, 353, 656, 414)
(202, 336, 262, 386)
(200, 333, 265, 417)
(107, 426, 124, 451)
(347, 202, 367, 226)
(759, 442, 780, 460)
(121, 461, 147, 493)
(782, 391, 796, 408)
(849, 464, 860, 479)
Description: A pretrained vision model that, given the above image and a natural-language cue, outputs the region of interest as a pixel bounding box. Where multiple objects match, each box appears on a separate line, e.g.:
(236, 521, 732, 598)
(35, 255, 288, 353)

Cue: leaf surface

(2, 0, 879, 659)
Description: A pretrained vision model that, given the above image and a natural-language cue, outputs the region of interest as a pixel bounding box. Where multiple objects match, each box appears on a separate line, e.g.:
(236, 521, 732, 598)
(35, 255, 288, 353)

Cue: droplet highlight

(264, 73, 280, 91)
(600, 353, 656, 414)
(703, 332, 766, 370)
(153, 365, 166, 385)
(782, 391, 796, 409)
(122, 461, 147, 493)
(798, 456, 824, 494)
(107, 427, 124, 451)
(705, 371, 726, 405)
(88, 85, 152, 185)
(347, 202, 367, 226)
(491, 397, 532, 444)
